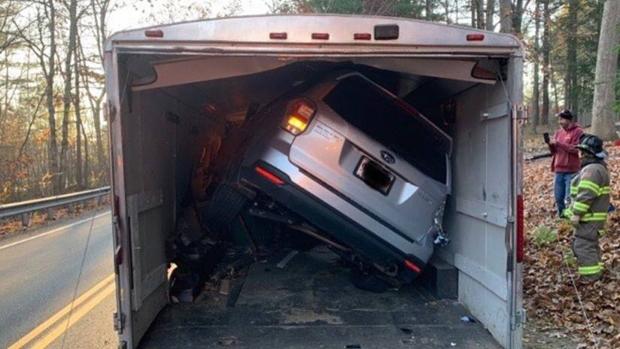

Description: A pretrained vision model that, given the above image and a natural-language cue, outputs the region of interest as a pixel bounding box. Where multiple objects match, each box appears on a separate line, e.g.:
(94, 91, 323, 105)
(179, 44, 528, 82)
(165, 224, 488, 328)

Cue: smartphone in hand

(543, 132, 550, 144)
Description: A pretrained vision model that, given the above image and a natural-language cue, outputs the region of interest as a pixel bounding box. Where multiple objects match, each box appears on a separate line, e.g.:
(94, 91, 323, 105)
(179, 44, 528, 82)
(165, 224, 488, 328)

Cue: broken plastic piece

(277, 250, 299, 269)
(217, 336, 238, 346)
(433, 234, 450, 247)
(219, 278, 231, 295)
(460, 316, 476, 323)
(433, 200, 450, 246)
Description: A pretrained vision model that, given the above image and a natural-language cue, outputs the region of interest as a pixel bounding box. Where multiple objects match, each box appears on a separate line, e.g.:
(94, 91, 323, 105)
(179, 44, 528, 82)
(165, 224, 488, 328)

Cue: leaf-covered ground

(523, 144, 620, 348)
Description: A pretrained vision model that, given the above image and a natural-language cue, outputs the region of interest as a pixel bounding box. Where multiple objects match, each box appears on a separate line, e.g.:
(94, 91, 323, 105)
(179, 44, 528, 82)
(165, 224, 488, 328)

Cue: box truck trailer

(104, 14, 525, 349)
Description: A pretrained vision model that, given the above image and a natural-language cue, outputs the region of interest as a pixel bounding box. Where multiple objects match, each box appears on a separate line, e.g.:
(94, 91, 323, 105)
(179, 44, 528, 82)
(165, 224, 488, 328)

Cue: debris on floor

(216, 336, 238, 347)
(400, 327, 413, 334)
(142, 246, 501, 349)
(460, 316, 476, 323)
(169, 267, 200, 303)
(276, 250, 299, 269)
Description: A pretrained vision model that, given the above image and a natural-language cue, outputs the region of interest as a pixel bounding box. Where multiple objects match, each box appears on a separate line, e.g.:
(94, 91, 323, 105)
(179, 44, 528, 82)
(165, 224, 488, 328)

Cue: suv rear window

(323, 75, 451, 184)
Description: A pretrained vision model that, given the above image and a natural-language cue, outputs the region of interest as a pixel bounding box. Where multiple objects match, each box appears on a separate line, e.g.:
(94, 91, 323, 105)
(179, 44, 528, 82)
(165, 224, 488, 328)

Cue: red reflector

(145, 29, 164, 38)
(404, 260, 422, 274)
(269, 32, 287, 40)
(354, 33, 372, 40)
(516, 194, 525, 263)
(466, 33, 485, 41)
(312, 33, 330, 40)
(255, 166, 285, 185)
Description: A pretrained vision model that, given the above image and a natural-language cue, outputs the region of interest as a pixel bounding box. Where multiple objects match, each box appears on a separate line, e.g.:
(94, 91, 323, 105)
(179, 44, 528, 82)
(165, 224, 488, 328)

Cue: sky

(108, 0, 272, 33)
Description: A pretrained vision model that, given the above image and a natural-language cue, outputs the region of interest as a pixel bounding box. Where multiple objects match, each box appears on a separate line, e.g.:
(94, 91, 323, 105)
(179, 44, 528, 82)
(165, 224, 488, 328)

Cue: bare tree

(591, 0, 620, 140)
(499, 0, 512, 33)
(83, 0, 112, 176)
(36, 0, 61, 193)
(474, 0, 484, 28)
(485, 0, 495, 30)
(513, 0, 523, 34)
(0, 0, 22, 54)
(426, 0, 432, 19)
(564, 0, 578, 114)
(59, 0, 80, 188)
(442, 0, 451, 24)
(540, 0, 550, 125)
(531, 0, 540, 128)
(74, 32, 83, 188)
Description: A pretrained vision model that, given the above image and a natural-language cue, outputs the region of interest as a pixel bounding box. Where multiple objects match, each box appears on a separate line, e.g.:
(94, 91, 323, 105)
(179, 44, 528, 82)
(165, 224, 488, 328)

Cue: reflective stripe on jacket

(564, 163, 610, 224)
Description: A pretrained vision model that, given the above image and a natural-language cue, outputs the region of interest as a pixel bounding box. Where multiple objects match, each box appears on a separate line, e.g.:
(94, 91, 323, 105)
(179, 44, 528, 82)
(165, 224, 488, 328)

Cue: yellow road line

(8, 273, 115, 349)
(30, 283, 116, 349)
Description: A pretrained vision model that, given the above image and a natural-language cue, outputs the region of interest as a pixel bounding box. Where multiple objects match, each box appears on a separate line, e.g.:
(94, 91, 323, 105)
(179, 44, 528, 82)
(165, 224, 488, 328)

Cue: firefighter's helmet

(577, 134, 607, 159)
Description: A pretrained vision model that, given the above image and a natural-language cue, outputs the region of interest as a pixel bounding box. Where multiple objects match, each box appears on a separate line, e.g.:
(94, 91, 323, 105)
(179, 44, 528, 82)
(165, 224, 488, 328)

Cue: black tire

(351, 269, 391, 293)
(201, 184, 248, 235)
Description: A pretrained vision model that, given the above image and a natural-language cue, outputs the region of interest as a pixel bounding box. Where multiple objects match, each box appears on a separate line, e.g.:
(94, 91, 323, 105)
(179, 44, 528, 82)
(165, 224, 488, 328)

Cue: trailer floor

(140, 247, 501, 348)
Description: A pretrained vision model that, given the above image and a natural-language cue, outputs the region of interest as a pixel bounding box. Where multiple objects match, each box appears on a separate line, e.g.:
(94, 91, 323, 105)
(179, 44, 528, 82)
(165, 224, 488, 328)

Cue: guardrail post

(47, 208, 55, 221)
(21, 213, 32, 227)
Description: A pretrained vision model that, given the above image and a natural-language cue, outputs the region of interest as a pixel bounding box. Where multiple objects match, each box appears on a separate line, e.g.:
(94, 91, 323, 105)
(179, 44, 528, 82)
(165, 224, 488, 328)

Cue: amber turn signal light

(285, 115, 309, 135)
(282, 99, 316, 136)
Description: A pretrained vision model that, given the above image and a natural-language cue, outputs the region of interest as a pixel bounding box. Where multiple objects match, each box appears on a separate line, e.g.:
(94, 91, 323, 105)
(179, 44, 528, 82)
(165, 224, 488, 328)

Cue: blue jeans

(555, 172, 576, 216)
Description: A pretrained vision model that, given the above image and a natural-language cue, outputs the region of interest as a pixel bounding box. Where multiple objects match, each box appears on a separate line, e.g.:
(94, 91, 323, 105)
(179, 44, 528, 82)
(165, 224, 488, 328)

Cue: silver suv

(206, 71, 452, 284)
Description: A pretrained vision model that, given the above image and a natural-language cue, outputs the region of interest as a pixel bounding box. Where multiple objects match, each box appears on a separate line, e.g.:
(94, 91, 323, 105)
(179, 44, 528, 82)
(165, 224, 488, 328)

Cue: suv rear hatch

(289, 73, 451, 242)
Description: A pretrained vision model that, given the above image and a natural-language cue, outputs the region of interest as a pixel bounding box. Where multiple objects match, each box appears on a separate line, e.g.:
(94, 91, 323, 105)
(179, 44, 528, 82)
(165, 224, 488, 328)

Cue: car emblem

(380, 150, 395, 164)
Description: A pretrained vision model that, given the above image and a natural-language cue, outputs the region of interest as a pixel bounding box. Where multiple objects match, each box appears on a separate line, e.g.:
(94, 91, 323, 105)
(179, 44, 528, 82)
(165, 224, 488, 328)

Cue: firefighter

(563, 134, 610, 282)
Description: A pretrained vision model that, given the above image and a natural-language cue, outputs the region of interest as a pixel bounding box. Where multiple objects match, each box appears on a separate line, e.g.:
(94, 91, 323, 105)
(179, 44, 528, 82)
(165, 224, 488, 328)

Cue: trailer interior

(112, 53, 518, 348)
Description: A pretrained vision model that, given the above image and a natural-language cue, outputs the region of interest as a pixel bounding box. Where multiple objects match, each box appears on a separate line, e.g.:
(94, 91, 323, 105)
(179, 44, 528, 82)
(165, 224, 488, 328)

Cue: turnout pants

(572, 222, 603, 280)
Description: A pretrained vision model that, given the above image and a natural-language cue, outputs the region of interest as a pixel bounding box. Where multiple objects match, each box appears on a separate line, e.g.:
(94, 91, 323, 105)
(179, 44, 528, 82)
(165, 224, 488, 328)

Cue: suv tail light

(255, 165, 285, 185)
(404, 259, 421, 273)
(282, 99, 316, 135)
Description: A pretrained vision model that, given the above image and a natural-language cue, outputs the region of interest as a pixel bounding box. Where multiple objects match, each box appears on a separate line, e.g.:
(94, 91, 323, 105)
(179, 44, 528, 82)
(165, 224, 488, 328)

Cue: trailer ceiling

(130, 55, 498, 92)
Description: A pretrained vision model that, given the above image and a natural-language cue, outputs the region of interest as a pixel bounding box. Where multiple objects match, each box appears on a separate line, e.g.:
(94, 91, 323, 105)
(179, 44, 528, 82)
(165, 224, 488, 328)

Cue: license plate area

(354, 156, 395, 195)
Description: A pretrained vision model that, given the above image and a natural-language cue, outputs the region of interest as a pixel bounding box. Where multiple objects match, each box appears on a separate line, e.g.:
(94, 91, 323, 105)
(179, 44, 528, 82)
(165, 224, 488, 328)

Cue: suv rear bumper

(240, 161, 430, 280)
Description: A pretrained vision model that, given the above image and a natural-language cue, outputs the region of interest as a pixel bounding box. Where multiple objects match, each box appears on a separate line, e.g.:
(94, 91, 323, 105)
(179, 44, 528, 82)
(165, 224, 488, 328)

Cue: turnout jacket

(565, 162, 610, 225)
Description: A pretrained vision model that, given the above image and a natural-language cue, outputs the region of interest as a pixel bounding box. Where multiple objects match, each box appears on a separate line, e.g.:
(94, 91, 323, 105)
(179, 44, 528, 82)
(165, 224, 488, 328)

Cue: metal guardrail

(0, 187, 111, 224)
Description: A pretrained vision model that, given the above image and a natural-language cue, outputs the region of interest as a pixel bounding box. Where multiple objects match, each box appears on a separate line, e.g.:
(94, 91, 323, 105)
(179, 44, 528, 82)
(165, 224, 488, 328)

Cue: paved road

(0, 211, 116, 348)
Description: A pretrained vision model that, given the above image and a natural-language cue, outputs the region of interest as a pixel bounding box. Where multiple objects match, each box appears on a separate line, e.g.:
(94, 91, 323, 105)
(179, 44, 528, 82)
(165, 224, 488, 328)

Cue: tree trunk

(60, 0, 78, 189)
(541, 0, 550, 125)
(499, 0, 512, 33)
(471, 0, 476, 27)
(74, 39, 83, 189)
(83, 124, 89, 188)
(513, 0, 524, 34)
(77, 38, 106, 179)
(485, 0, 495, 30)
(475, 0, 484, 29)
(551, 65, 560, 114)
(426, 0, 432, 19)
(591, 0, 620, 140)
(89, 0, 110, 177)
(44, 0, 60, 194)
(564, 0, 579, 114)
(531, 0, 540, 128)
